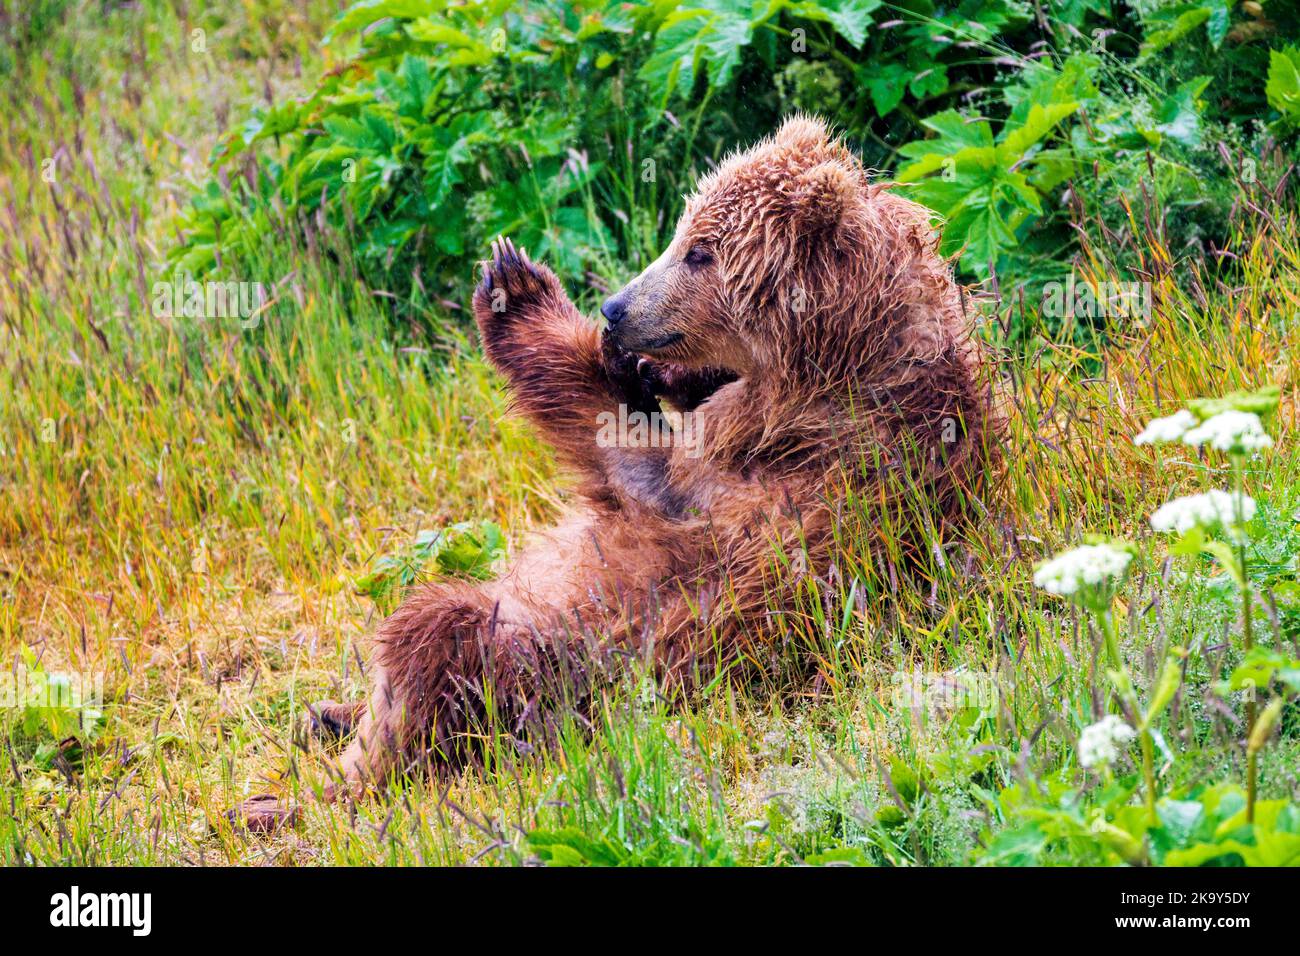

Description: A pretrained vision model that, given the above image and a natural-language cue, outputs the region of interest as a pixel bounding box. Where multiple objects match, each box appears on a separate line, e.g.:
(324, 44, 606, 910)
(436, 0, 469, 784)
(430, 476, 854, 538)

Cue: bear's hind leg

(234, 584, 586, 827)
(327, 584, 526, 795)
(306, 699, 365, 741)
(324, 667, 401, 797)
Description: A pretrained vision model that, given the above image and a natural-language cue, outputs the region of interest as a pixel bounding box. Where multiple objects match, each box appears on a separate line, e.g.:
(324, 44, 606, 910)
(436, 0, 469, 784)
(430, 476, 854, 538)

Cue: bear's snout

(600, 291, 629, 330)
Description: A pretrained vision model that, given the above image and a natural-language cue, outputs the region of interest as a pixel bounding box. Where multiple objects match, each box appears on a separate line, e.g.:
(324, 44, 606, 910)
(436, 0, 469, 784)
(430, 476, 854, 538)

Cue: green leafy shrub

(981, 777, 1300, 866)
(10, 647, 106, 773)
(171, 0, 1297, 346)
(355, 520, 505, 613)
(1267, 45, 1300, 131)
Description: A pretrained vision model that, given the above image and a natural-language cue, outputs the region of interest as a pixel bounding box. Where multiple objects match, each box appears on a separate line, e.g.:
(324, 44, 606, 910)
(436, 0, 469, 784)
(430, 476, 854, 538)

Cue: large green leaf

(897, 97, 1077, 274)
(406, 16, 496, 65)
(325, 0, 450, 42)
(640, 2, 760, 101)
(787, 0, 881, 49)
(1155, 76, 1211, 147)
(860, 61, 910, 117)
(999, 101, 1080, 158)
(1139, 5, 1210, 61)
(1267, 47, 1300, 127)
(920, 109, 996, 151)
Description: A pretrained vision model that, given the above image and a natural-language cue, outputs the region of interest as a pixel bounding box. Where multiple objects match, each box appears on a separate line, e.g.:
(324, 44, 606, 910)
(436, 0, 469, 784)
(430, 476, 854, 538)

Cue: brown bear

(237, 115, 998, 827)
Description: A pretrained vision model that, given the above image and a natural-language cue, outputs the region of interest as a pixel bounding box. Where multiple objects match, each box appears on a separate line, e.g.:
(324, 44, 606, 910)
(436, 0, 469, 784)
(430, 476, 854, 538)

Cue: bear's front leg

(634, 359, 740, 412)
(473, 238, 656, 469)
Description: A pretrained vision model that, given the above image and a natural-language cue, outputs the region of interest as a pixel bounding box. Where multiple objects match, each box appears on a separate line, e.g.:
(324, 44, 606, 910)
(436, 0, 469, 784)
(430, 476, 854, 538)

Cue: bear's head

(602, 115, 953, 394)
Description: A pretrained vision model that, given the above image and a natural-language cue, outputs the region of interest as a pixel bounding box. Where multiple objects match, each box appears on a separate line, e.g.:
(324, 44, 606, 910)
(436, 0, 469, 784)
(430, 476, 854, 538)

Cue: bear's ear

(775, 114, 831, 152)
(793, 160, 856, 234)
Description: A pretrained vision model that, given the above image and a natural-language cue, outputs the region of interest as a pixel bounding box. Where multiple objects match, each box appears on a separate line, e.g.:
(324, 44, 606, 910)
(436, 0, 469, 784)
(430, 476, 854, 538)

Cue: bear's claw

(227, 794, 300, 834)
(306, 699, 360, 740)
(475, 236, 555, 317)
(601, 332, 662, 417)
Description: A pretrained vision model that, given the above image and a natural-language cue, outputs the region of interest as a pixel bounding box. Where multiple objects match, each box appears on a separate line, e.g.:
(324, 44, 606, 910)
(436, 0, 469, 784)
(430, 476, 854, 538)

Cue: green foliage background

(170, 0, 1299, 337)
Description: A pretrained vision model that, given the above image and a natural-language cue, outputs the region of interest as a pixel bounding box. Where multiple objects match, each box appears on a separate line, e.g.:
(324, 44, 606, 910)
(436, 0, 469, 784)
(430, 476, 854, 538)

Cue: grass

(3, 0, 1300, 866)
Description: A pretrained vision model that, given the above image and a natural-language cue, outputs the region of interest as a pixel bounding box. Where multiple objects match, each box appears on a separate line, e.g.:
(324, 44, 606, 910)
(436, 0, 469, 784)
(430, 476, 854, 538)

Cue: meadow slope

(3, 1, 1299, 866)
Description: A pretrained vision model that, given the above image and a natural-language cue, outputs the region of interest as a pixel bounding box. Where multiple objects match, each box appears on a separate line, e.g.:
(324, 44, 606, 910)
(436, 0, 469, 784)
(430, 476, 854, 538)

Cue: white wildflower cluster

(1133, 407, 1272, 455)
(1078, 715, 1136, 769)
(1033, 543, 1133, 605)
(1183, 410, 1273, 454)
(1150, 489, 1256, 534)
(1133, 409, 1197, 446)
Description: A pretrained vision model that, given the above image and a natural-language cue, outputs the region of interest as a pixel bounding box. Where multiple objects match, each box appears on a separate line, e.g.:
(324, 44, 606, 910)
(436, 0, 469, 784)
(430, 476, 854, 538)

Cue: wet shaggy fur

(301, 116, 1000, 802)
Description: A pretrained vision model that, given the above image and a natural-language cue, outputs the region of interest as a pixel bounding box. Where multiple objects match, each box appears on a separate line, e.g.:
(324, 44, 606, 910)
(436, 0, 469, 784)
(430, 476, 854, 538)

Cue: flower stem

(1233, 457, 1257, 823)
(1099, 608, 1157, 823)
(1139, 729, 1157, 824)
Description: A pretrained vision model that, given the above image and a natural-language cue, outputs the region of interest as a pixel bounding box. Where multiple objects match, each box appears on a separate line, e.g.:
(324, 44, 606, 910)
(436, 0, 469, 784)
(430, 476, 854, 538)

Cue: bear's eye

(683, 245, 713, 269)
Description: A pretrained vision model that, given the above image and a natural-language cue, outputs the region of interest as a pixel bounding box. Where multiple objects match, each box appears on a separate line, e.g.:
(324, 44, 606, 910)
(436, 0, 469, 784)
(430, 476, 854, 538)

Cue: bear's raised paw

(473, 236, 561, 326)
